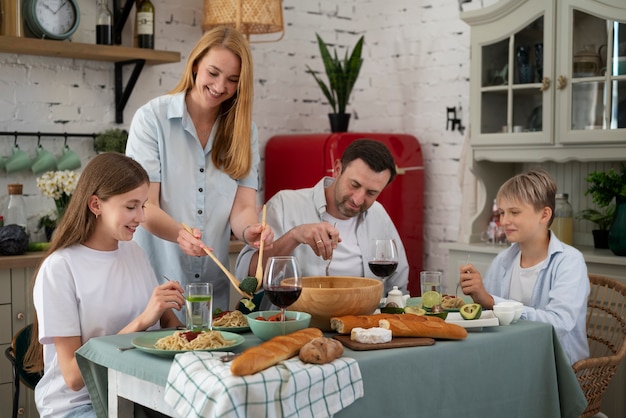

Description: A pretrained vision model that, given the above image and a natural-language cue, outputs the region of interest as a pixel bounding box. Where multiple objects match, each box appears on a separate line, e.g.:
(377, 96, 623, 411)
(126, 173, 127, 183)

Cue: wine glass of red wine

(263, 256, 302, 327)
(368, 239, 399, 289)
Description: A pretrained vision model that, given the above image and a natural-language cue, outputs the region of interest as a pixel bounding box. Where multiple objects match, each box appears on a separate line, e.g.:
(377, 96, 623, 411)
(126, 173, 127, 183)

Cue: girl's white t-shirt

(33, 241, 160, 418)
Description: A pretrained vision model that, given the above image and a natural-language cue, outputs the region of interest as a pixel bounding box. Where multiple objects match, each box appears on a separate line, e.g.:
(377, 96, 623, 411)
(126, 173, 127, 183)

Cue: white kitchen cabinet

(462, 0, 626, 162)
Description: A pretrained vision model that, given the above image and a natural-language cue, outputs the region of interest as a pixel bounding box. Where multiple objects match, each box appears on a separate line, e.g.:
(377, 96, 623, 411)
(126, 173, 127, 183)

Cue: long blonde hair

(170, 26, 254, 179)
(23, 153, 150, 373)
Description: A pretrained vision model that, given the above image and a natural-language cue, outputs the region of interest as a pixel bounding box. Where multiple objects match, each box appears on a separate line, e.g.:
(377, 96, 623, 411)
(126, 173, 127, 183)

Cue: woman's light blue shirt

(126, 92, 260, 312)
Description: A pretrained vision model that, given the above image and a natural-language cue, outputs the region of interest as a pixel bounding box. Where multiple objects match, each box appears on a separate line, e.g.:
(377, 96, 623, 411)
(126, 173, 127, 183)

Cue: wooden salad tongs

(253, 205, 267, 292)
(181, 223, 252, 299)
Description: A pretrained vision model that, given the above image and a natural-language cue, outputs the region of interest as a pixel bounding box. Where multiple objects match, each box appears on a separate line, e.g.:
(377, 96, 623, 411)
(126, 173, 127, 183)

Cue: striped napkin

(164, 351, 364, 418)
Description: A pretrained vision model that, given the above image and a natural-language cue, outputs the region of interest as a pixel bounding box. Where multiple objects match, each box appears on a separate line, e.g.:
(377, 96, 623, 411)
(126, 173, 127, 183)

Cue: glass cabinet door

(478, 16, 549, 143)
(562, 9, 626, 141)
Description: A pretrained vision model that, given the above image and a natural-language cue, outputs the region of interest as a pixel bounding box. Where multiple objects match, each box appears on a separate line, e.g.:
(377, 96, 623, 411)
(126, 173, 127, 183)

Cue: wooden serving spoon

(254, 205, 267, 291)
(181, 223, 252, 299)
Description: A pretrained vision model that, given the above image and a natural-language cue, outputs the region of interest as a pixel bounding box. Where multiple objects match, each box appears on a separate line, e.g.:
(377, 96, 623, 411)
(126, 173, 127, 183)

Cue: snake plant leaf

(307, 33, 364, 115)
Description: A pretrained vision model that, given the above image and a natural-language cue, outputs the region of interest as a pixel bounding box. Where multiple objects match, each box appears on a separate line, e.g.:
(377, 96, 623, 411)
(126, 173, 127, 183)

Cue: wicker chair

(572, 274, 626, 418)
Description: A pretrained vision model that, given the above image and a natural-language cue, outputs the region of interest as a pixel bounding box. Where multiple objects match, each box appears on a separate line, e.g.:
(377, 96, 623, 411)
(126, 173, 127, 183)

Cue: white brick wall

(0, 0, 472, 278)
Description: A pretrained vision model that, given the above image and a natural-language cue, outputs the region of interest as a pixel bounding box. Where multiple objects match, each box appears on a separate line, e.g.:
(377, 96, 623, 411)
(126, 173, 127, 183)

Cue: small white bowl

(493, 304, 515, 326)
(498, 301, 523, 323)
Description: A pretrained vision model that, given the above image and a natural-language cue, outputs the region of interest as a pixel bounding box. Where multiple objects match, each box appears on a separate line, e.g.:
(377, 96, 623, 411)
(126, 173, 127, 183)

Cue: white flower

(36, 170, 79, 200)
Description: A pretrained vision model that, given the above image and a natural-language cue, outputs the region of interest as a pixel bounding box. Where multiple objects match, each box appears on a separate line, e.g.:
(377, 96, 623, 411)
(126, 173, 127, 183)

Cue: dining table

(75, 319, 587, 418)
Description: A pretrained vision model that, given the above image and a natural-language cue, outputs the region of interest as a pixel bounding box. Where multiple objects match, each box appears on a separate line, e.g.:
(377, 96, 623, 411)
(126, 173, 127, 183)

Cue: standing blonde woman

(126, 27, 273, 314)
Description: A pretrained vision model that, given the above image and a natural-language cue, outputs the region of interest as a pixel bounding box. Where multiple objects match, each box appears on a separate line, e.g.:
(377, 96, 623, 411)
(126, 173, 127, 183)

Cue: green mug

(57, 146, 81, 171)
(32, 145, 58, 174)
(5, 146, 32, 173)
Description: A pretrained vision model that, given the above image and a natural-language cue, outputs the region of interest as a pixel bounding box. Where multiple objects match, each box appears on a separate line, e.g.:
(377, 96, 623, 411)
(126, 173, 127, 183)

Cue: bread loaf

(298, 337, 344, 364)
(331, 314, 467, 340)
(231, 328, 323, 376)
(379, 316, 467, 340)
(330, 313, 398, 333)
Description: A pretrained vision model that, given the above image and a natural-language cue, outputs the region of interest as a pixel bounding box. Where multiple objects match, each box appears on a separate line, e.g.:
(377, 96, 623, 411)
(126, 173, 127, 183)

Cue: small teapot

(386, 286, 408, 308)
(573, 44, 603, 76)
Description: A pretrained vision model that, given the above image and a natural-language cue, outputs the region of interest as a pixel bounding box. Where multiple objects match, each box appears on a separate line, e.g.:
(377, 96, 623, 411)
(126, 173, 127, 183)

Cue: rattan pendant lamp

(202, 0, 284, 42)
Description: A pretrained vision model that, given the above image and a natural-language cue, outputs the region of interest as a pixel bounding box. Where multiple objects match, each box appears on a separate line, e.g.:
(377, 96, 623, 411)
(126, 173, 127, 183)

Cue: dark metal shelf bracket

(115, 59, 145, 124)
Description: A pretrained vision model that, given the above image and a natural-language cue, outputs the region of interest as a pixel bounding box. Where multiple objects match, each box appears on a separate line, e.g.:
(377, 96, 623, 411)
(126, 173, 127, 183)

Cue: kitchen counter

(0, 240, 245, 270)
(441, 242, 626, 268)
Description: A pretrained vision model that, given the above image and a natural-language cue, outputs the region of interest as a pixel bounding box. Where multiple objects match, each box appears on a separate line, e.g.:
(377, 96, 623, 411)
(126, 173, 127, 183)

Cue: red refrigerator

(264, 132, 424, 296)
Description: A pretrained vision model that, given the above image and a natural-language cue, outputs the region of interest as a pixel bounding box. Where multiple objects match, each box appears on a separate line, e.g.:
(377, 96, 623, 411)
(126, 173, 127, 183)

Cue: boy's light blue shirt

(484, 232, 590, 365)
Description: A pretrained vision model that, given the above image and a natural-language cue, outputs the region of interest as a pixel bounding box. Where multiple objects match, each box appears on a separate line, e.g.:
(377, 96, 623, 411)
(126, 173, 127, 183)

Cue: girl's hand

(119, 281, 185, 334)
(142, 281, 185, 328)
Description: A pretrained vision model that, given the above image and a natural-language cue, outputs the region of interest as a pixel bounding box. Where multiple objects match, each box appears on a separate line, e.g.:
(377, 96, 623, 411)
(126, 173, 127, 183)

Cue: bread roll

(331, 313, 467, 340)
(231, 328, 323, 376)
(298, 337, 344, 364)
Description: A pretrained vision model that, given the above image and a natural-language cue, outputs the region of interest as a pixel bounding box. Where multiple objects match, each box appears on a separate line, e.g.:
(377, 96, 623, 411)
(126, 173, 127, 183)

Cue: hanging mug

(57, 145, 81, 171)
(5, 145, 32, 173)
(32, 145, 58, 174)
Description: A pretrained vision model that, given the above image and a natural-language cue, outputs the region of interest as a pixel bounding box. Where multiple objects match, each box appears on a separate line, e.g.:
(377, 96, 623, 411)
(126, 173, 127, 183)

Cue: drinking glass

(185, 282, 213, 331)
(420, 271, 442, 296)
(263, 256, 302, 326)
(368, 239, 399, 285)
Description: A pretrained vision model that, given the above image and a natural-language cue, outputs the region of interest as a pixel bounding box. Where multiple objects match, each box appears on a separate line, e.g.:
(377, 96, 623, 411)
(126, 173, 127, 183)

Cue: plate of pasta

(131, 330, 245, 357)
(212, 310, 250, 332)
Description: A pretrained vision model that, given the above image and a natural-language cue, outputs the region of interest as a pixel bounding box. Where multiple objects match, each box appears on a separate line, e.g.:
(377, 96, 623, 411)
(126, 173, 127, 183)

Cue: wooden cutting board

(333, 335, 435, 351)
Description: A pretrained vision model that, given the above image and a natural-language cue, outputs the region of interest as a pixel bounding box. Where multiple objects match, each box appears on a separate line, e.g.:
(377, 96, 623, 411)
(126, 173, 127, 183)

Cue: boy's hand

(459, 263, 494, 309)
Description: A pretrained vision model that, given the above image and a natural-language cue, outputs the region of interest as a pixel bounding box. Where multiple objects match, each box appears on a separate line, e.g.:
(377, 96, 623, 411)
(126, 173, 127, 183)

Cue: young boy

(459, 168, 589, 365)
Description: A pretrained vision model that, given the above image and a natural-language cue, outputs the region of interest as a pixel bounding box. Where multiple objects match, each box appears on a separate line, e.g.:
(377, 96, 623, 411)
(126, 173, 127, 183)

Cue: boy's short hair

(496, 168, 557, 226)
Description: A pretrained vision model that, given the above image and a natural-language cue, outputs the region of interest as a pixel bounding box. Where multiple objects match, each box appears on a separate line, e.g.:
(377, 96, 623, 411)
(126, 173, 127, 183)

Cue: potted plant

(94, 128, 128, 154)
(584, 164, 626, 255)
(576, 204, 615, 248)
(306, 33, 364, 132)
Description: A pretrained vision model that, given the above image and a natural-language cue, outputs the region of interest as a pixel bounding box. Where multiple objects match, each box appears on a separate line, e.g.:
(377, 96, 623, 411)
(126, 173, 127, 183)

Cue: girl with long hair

(24, 153, 184, 417)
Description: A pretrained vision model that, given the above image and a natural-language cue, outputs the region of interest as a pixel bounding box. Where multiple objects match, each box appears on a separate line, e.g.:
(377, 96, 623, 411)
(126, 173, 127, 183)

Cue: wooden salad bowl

(288, 276, 383, 331)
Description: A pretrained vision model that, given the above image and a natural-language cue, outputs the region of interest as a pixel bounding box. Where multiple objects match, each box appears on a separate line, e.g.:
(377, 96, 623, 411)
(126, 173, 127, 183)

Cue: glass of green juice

(185, 282, 213, 331)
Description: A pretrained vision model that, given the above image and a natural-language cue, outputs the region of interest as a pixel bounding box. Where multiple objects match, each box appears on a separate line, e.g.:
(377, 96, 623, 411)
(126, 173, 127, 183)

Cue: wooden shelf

(0, 35, 180, 65)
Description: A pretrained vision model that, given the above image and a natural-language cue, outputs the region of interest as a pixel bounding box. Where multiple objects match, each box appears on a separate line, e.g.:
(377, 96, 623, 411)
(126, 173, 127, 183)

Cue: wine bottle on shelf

(96, 0, 113, 45)
(135, 0, 154, 49)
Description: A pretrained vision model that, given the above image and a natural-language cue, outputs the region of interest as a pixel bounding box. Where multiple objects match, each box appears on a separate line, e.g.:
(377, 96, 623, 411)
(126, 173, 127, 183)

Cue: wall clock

(22, 0, 80, 41)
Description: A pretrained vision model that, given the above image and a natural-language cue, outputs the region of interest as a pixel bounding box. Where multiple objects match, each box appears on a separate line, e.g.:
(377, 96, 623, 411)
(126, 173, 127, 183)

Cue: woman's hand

(459, 263, 494, 309)
(177, 225, 213, 257)
(243, 222, 275, 249)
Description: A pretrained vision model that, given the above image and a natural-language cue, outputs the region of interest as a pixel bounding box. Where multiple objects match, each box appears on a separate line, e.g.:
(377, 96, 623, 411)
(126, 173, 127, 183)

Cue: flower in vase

(36, 170, 79, 223)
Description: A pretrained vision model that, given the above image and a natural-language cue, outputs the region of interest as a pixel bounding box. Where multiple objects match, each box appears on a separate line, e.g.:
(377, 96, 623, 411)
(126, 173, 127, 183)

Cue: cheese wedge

(350, 327, 392, 344)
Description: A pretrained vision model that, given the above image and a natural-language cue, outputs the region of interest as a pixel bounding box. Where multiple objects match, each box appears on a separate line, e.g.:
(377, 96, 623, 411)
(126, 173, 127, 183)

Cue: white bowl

(493, 304, 515, 326)
(498, 301, 523, 323)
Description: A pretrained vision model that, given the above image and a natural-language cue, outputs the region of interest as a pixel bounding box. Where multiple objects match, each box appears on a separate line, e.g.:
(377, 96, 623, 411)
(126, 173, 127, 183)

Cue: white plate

(445, 310, 499, 329)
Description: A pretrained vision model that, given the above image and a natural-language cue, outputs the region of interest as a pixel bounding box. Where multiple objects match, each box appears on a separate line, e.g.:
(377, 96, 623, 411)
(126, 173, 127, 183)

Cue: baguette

(379, 316, 468, 340)
(331, 314, 467, 340)
(231, 328, 323, 376)
(330, 313, 399, 333)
